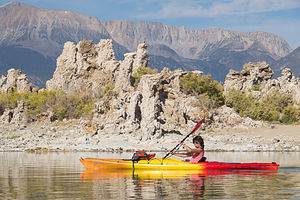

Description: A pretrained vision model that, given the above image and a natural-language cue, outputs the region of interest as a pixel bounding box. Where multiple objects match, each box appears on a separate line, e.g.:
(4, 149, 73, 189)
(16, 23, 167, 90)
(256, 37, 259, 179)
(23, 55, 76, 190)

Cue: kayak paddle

(163, 119, 203, 160)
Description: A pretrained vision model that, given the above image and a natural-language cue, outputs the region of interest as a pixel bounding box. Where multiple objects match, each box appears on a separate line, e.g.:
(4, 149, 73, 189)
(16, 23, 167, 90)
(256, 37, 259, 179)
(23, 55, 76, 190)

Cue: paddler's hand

(180, 141, 185, 146)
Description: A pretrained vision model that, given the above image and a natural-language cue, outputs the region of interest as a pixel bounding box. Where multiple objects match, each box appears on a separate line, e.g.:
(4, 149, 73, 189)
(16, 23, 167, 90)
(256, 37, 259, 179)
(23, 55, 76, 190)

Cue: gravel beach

(1, 121, 299, 152)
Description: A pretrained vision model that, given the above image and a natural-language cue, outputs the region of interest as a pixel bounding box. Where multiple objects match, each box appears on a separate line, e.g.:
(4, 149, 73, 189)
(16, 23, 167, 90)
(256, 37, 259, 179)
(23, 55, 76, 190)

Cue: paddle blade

(188, 120, 203, 137)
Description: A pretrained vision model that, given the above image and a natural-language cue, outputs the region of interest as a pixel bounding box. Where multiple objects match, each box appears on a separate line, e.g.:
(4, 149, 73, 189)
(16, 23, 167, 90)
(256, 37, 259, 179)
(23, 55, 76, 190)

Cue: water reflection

(80, 169, 206, 199)
(80, 169, 279, 199)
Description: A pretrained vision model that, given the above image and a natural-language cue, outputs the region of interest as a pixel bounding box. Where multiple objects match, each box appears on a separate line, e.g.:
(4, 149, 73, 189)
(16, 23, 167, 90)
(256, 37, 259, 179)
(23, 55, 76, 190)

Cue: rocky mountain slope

(272, 47, 300, 78)
(0, 2, 294, 87)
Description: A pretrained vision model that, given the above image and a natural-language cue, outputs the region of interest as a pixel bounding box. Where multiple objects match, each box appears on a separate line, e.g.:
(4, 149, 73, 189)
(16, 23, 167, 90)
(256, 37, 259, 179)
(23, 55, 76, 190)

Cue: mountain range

(0, 1, 299, 88)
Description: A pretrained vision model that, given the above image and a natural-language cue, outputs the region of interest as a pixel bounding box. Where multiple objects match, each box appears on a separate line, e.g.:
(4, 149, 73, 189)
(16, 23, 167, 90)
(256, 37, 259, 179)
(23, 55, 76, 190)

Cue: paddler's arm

(181, 142, 203, 154)
(169, 152, 191, 157)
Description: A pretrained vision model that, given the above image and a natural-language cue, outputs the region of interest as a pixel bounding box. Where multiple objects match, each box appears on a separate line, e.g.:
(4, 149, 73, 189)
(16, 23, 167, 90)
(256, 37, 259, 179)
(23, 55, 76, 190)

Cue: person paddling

(169, 136, 206, 163)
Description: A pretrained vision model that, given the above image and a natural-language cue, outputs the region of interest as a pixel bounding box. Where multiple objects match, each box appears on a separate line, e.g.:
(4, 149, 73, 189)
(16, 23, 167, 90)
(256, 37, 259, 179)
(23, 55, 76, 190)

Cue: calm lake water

(1, 152, 300, 200)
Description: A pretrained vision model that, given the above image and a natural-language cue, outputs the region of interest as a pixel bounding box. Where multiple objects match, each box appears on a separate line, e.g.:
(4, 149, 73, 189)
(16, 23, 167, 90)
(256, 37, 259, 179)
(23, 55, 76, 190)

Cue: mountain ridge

(0, 1, 296, 87)
(103, 20, 291, 60)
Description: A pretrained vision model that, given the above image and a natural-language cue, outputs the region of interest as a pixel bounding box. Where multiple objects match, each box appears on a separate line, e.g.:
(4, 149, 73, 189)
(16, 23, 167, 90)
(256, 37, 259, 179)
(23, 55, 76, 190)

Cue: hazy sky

(1, 0, 300, 49)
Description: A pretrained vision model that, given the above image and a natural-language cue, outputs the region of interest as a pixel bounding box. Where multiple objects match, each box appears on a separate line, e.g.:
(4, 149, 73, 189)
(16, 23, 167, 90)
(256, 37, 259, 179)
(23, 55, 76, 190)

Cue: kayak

(80, 158, 279, 171)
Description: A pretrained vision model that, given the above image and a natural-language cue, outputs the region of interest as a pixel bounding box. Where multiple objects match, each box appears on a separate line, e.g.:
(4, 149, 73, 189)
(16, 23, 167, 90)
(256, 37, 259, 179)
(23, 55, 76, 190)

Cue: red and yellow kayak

(80, 158, 279, 171)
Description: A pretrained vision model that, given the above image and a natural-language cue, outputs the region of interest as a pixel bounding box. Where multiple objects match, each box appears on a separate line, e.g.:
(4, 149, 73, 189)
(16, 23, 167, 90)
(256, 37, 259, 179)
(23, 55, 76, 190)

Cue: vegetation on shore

(0, 70, 299, 124)
(179, 72, 225, 109)
(179, 72, 299, 123)
(225, 89, 299, 123)
(0, 89, 95, 121)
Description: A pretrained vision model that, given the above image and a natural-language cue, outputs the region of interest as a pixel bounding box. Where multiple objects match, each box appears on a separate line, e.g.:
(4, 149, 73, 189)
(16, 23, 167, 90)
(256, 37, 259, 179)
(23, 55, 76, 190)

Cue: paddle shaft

(163, 120, 203, 160)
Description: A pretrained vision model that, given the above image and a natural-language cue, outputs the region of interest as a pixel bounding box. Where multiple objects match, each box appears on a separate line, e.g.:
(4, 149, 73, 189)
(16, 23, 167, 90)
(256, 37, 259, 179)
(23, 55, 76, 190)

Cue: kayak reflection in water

(189, 173, 205, 196)
(169, 136, 206, 163)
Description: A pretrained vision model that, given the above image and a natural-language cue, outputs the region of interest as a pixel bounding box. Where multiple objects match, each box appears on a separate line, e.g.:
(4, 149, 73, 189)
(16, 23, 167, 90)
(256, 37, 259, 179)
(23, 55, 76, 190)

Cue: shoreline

(1, 121, 300, 152)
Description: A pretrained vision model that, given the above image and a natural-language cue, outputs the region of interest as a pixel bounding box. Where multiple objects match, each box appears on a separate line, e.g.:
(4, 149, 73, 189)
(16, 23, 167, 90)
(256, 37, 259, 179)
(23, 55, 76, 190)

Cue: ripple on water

(279, 167, 300, 172)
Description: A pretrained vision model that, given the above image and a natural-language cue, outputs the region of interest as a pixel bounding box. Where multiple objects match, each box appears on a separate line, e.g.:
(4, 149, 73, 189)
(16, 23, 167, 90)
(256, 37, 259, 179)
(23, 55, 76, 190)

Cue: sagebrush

(0, 89, 96, 121)
(179, 72, 225, 108)
(132, 66, 158, 86)
(225, 89, 299, 123)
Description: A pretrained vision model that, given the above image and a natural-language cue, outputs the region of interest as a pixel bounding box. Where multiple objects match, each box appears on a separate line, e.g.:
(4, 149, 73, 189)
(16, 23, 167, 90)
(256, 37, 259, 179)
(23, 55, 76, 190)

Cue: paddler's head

(193, 136, 204, 149)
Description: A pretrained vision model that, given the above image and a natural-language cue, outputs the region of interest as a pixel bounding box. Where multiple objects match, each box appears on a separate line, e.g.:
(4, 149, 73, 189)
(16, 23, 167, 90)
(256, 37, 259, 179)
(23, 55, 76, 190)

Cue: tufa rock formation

(47, 39, 263, 138)
(47, 39, 209, 138)
(46, 40, 149, 96)
(224, 62, 300, 103)
(0, 100, 28, 127)
(0, 69, 32, 93)
(46, 40, 117, 95)
(93, 68, 210, 140)
(224, 62, 273, 94)
(0, 69, 32, 127)
(277, 68, 300, 103)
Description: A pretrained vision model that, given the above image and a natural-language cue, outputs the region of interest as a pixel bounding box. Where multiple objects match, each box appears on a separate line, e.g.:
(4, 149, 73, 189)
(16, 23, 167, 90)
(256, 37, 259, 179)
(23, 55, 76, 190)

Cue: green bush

(0, 88, 21, 114)
(262, 91, 293, 112)
(244, 101, 280, 121)
(252, 84, 261, 91)
(179, 72, 224, 108)
(103, 84, 115, 96)
(282, 106, 300, 124)
(0, 89, 96, 121)
(225, 89, 299, 123)
(132, 66, 158, 86)
(225, 89, 253, 115)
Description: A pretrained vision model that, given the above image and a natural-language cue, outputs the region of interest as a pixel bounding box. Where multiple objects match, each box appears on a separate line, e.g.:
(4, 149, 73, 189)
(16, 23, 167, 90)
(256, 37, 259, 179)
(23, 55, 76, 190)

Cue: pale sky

(1, 0, 300, 49)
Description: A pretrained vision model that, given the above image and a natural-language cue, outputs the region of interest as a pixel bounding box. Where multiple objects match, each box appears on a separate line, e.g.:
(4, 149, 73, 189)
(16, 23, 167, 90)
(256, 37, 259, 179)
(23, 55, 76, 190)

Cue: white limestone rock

(0, 69, 32, 93)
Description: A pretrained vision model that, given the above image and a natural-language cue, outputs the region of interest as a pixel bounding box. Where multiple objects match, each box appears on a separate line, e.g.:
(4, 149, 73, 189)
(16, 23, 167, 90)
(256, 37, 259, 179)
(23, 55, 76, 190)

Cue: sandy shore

(203, 124, 300, 152)
(0, 121, 299, 152)
(219, 125, 300, 137)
